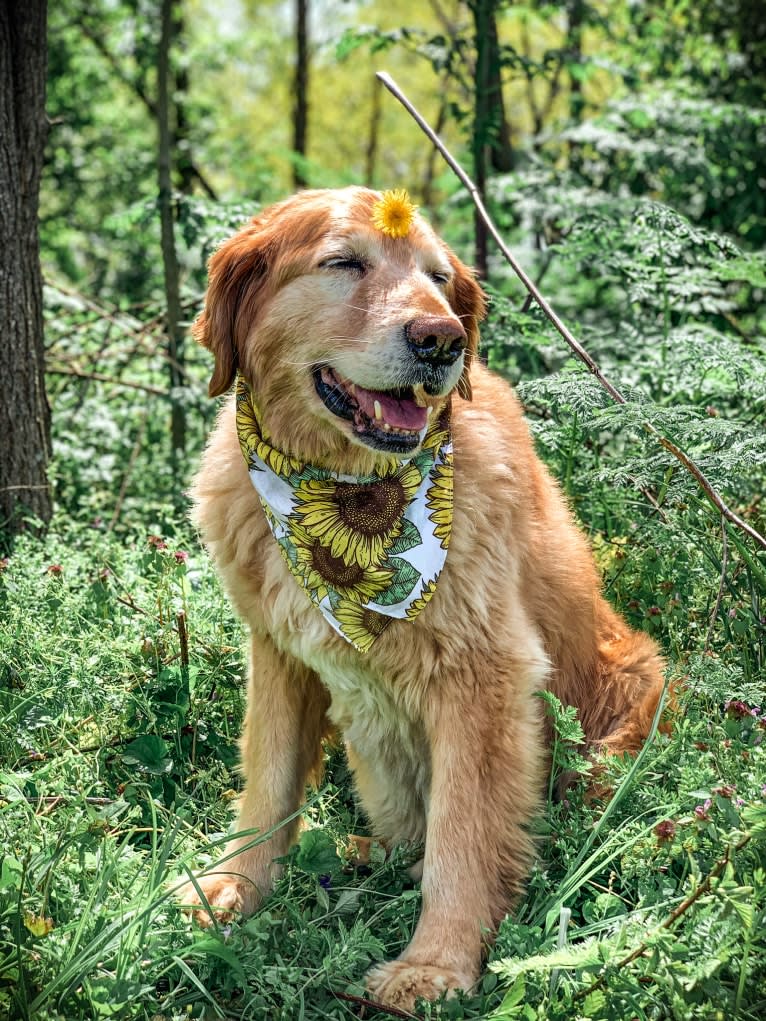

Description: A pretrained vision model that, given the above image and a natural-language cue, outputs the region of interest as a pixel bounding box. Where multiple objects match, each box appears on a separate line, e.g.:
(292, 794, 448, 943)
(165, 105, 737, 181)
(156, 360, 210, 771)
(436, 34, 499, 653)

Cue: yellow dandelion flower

(24, 912, 53, 937)
(405, 578, 439, 619)
(425, 454, 453, 549)
(371, 189, 417, 239)
(334, 599, 391, 652)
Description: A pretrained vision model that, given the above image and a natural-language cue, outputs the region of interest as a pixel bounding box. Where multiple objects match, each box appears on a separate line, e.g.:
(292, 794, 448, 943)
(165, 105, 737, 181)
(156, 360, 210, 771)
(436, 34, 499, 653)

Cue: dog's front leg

(180, 631, 329, 922)
(366, 671, 543, 1010)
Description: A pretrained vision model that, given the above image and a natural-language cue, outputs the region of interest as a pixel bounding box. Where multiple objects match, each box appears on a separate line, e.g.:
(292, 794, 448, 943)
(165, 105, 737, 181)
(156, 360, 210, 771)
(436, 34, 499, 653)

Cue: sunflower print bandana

(235, 377, 453, 652)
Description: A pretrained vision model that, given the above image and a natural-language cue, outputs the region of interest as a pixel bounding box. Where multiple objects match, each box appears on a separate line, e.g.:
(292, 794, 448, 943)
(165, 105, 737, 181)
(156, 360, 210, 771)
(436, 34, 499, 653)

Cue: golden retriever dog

(183, 186, 665, 1010)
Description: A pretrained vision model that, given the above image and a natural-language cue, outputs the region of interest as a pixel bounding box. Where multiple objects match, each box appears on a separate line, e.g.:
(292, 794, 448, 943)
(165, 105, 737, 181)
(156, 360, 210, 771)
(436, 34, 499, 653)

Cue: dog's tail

(582, 601, 668, 756)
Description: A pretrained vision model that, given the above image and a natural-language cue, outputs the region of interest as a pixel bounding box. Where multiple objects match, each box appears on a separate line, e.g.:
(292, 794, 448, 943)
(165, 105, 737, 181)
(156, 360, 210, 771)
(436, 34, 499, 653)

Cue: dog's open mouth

(313, 365, 433, 453)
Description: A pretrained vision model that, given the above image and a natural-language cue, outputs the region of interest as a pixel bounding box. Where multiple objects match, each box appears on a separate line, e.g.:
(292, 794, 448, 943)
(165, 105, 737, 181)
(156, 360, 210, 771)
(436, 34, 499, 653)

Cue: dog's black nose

(405, 316, 467, 366)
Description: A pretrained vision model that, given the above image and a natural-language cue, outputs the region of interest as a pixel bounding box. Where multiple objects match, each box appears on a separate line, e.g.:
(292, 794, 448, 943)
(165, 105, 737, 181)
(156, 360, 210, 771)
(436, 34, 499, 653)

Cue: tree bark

(292, 0, 309, 188)
(471, 0, 491, 278)
(157, 0, 185, 461)
(487, 9, 514, 173)
(567, 0, 585, 124)
(173, 6, 195, 195)
(0, 0, 52, 538)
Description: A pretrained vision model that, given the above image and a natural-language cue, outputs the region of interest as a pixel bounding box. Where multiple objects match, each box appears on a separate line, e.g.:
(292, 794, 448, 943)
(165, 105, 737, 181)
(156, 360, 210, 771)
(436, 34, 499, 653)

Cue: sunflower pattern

(235, 376, 453, 652)
(236, 379, 302, 478)
(293, 461, 422, 569)
(425, 453, 453, 549)
(405, 578, 439, 619)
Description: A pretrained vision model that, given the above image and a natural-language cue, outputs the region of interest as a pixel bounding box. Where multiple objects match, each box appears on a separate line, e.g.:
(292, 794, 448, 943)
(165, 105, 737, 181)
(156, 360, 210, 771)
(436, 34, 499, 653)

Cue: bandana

(235, 377, 453, 652)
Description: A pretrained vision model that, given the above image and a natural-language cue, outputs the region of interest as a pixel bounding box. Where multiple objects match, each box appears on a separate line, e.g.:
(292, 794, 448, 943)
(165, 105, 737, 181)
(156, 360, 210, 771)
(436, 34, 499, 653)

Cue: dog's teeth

(383, 423, 391, 432)
(426, 406, 433, 418)
(349, 384, 356, 394)
(374, 400, 383, 421)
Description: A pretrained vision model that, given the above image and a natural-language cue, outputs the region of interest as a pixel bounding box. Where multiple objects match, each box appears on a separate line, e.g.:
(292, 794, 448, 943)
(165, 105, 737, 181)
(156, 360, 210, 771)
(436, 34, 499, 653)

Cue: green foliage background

(2, 0, 766, 1018)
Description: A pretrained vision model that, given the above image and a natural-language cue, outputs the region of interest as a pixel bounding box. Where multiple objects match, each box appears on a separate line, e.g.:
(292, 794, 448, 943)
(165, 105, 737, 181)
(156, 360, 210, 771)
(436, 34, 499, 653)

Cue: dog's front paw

(176, 872, 262, 926)
(365, 960, 474, 1010)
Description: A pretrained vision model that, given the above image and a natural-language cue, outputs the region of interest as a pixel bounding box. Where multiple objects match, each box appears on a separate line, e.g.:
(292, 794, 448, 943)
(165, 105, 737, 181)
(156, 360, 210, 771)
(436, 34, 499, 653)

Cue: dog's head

(194, 187, 486, 466)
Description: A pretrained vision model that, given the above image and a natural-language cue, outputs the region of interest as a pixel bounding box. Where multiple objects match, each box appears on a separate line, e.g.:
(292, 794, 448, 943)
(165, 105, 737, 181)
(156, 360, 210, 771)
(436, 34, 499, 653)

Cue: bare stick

(177, 610, 190, 668)
(376, 72, 766, 554)
(573, 833, 751, 1001)
(331, 989, 420, 1019)
(47, 366, 167, 397)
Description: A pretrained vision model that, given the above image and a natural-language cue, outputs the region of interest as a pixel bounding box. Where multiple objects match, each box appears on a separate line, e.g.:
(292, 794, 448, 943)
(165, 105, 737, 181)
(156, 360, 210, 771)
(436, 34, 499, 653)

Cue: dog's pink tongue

(355, 387, 427, 431)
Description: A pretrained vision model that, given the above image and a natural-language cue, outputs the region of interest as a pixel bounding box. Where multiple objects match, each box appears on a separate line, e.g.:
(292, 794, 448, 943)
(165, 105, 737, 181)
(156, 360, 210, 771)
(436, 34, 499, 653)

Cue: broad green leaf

(294, 829, 341, 876)
(121, 735, 173, 775)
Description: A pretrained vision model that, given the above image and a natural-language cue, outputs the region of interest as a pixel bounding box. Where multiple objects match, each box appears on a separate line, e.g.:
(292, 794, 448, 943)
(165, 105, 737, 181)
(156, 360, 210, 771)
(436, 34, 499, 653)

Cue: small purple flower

(654, 819, 677, 842)
(735, 797, 745, 808)
(694, 799, 712, 821)
(173, 550, 189, 564)
(318, 875, 332, 890)
(147, 535, 167, 550)
(724, 699, 758, 719)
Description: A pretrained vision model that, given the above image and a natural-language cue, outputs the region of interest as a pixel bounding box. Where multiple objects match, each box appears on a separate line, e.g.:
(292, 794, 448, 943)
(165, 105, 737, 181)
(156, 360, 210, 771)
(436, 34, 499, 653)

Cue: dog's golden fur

(183, 186, 665, 1009)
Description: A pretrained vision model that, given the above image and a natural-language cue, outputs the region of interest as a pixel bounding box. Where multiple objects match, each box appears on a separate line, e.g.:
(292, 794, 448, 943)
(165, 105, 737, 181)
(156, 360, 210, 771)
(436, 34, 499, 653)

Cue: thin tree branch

(47, 366, 167, 397)
(77, 16, 217, 199)
(331, 989, 420, 1019)
(573, 833, 751, 1001)
(376, 72, 766, 554)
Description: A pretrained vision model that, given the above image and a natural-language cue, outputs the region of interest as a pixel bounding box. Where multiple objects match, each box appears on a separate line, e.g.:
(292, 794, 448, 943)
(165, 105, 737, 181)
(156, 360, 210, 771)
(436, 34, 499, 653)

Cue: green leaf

(494, 973, 526, 1014)
(294, 829, 341, 876)
(0, 856, 22, 891)
(278, 537, 298, 566)
(187, 935, 247, 985)
(387, 518, 422, 556)
(492, 938, 604, 981)
(375, 557, 420, 606)
(121, 735, 173, 775)
(583, 989, 607, 1014)
(742, 803, 766, 839)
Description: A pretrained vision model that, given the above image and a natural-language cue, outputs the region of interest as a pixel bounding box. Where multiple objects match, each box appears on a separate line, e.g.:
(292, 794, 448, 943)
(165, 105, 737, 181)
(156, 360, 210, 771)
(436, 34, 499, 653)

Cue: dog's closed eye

(319, 254, 370, 276)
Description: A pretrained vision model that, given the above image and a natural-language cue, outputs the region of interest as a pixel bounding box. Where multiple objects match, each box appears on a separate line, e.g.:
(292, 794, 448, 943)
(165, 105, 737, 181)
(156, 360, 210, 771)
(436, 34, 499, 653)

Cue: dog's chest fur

(262, 544, 432, 842)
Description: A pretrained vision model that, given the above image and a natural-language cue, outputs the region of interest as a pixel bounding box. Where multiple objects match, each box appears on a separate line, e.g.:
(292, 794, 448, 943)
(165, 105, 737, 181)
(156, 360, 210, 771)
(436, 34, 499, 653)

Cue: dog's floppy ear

(446, 253, 487, 402)
(193, 220, 275, 398)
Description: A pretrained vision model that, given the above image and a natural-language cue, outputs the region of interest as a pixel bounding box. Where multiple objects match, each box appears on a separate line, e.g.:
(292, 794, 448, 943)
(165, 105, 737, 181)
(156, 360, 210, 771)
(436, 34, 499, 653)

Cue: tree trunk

(292, 0, 309, 188)
(471, 0, 491, 278)
(173, 6, 195, 195)
(157, 0, 185, 462)
(487, 10, 514, 173)
(567, 0, 585, 124)
(0, 0, 52, 538)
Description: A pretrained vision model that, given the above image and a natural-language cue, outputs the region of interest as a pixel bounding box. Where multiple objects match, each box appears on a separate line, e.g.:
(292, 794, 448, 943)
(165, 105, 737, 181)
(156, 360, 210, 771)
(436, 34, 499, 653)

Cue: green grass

(1, 520, 764, 1019)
